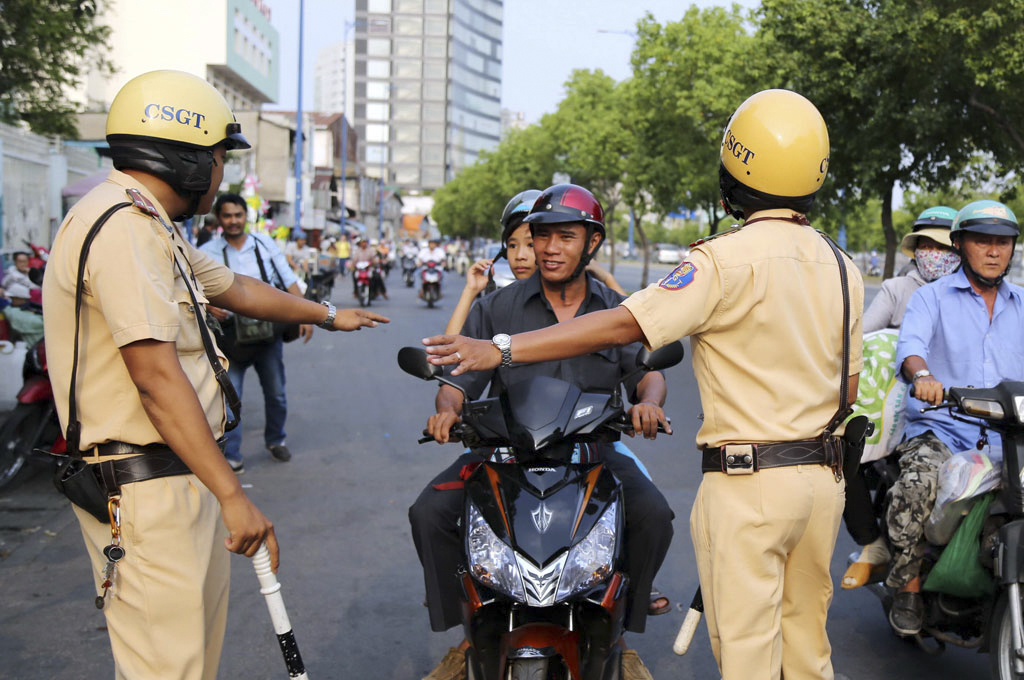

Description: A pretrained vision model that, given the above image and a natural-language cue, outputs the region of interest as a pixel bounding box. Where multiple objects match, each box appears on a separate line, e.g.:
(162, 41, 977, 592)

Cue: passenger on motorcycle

(410, 184, 674, 680)
(886, 199, 1024, 636)
(842, 206, 961, 589)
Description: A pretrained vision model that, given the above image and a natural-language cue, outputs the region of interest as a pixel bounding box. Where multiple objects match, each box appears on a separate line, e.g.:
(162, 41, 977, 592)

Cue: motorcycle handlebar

(418, 426, 463, 445)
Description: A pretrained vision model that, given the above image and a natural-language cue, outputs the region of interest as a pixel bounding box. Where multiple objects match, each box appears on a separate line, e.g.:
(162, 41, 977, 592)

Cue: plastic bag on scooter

(926, 449, 1001, 545)
(923, 492, 996, 598)
(849, 330, 909, 463)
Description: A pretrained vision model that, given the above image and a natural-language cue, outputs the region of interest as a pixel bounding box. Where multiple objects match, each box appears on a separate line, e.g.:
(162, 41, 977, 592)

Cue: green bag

(922, 492, 996, 598)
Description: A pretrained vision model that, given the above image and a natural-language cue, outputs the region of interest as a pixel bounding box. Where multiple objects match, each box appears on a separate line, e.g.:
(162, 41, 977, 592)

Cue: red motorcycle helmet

(524, 184, 606, 280)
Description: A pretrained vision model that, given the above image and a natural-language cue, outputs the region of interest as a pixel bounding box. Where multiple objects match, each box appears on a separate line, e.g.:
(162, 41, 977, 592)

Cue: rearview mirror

(398, 346, 441, 381)
(637, 341, 685, 372)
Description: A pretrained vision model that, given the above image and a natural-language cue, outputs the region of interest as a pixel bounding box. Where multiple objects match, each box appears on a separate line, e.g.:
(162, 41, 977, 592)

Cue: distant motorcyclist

(417, 238, 446, 267)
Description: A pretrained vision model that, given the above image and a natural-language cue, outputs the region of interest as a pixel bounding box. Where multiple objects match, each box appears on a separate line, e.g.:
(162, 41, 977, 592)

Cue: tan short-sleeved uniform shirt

(622, 209, 864, 449)
(42, 170, 234, 449)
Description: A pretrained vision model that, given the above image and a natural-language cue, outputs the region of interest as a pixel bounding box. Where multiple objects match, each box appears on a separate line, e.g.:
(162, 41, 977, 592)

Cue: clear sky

(265, 0, 759, 121)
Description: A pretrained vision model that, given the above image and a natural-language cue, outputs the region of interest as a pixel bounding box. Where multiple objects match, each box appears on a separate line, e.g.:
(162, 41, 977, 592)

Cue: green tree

(541, 70, 631, 272)
(621, 5, 774, 284)
(759, 0, 1024, 278)
(0, 0, 113, 137)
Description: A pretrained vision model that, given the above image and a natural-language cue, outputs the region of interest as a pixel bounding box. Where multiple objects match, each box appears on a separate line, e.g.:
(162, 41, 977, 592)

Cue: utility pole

(293, 0, 305, 234)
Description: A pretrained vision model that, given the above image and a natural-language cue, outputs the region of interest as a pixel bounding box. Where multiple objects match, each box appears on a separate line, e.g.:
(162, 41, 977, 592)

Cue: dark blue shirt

(451, 271, 650, 401)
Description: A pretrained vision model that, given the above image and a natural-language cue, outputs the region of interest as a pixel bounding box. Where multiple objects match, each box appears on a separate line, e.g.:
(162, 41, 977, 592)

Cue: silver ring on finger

(455, 351, 462, 361)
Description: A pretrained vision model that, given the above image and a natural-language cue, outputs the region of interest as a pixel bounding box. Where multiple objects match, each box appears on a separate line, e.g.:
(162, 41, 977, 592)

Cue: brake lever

(920, 401, 954, 413)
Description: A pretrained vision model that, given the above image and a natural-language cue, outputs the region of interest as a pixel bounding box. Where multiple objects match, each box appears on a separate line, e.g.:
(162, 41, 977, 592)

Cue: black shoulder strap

(65, 202, 133, 455)
(820, 232, 853, 434)
(251, 234, 287, 290)
(171, 244, 241, 431)
(66, 203, 241, 455)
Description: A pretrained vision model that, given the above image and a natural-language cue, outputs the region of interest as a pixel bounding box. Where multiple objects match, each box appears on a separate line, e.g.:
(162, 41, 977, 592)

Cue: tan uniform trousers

(73, 472, 229, 680)
(690, 464, 845, 680)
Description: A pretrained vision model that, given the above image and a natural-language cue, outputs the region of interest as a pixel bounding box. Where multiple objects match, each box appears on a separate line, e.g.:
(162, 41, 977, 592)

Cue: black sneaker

(268, 444, 292, 462)
(227, 458, 245, 474)
(889, 591, 924, 636)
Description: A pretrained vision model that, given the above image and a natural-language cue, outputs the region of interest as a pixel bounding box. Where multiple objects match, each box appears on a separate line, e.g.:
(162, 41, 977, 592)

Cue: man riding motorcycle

(886, 199, 1024, 636)
(409, 184, 674, 680)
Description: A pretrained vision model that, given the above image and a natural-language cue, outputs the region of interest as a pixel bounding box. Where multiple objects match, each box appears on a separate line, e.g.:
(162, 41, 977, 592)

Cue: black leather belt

(701, 438, 841, 475)
(86, 439, 224, 493)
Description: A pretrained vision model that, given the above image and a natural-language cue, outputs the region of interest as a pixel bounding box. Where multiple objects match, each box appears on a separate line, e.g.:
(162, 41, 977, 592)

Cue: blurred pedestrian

(201, 193, 314, 472)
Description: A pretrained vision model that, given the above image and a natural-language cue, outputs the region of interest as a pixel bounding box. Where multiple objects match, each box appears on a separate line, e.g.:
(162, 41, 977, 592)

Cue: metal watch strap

(318, 301, 337, 330)
(912, 369, 932, 381)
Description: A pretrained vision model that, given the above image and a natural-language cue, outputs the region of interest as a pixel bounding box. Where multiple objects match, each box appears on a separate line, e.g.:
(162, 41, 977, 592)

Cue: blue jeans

(224, 338, 287, 461)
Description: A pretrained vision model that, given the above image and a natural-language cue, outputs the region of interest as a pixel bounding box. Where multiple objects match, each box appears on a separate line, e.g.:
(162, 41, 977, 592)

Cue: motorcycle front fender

(17, 375, 53, 403)
(997, 519, 1024, 584)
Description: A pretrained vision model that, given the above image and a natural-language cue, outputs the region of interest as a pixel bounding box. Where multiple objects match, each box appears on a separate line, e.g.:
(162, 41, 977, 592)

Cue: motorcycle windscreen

(467, 462, 620, 568)
(501, 377, 582, 453)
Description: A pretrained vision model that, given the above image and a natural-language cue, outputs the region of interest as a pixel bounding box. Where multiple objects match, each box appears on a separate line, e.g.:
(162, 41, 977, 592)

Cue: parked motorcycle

(402, 255, 417, 288)
(0, 339, 64, 491)
(398, 341, 683, 680)
(852, 380, 1024, 678)
(421, 260, 443, 308)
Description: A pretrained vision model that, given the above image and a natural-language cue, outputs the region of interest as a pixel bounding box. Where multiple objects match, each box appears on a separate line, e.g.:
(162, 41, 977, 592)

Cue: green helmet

(951, 200, 1019, 238)
(912, 206, 957, 231)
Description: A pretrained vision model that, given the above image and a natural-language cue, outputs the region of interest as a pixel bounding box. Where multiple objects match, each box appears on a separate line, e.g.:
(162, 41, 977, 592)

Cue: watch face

(493, 333, 511, 347)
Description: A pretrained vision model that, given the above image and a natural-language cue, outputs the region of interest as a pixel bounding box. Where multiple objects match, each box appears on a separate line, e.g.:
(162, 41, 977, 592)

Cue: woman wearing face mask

(842, 206, 960, 589)
(862, 206, 961, 332)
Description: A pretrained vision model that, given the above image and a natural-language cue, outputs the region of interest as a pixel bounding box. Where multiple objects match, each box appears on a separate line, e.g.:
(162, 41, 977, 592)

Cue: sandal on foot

(841, 561, 888, 589)
(648, 588, 671, 616)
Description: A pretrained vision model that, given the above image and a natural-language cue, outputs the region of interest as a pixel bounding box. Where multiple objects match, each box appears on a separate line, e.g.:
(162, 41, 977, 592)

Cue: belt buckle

(723, 444, 756, 475)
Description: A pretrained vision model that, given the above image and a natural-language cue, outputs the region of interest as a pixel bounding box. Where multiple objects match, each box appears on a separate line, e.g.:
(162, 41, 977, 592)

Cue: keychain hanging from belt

(96, 496, 125, 609)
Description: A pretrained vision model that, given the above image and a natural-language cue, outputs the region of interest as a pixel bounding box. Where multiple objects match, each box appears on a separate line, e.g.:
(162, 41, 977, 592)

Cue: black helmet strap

(108, 138, 213, 221)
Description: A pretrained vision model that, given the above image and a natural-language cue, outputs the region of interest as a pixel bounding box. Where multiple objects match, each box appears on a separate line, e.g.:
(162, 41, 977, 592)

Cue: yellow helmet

(106, 70, 249, 150)
(719, 89, 829, 219)
(106, 70, 250, 219)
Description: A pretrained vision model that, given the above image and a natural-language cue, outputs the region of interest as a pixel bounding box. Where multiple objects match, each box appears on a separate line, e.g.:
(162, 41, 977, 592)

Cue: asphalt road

(0, 261, 989, 679)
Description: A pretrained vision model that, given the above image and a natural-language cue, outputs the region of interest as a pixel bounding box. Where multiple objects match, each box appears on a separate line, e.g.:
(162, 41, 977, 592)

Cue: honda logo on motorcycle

(531, 502, 553, 534)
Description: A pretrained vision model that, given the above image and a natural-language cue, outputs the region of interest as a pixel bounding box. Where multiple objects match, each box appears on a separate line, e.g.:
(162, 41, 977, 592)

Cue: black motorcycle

(304, 268, 336, 303)
(398, 342, 683, 680)
(852, 380, 1024, 678)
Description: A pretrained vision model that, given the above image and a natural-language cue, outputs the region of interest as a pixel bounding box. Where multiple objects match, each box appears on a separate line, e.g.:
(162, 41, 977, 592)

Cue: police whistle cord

(252, 544, 310, 679)
(672, 587, 704, 656)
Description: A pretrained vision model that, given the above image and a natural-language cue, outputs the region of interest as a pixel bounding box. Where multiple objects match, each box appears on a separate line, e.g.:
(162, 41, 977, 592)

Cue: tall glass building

(354, 0, 503, 192)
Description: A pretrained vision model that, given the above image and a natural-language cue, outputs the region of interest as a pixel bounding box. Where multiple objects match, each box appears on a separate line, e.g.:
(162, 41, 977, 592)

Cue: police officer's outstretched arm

(119, 339, 281, 570)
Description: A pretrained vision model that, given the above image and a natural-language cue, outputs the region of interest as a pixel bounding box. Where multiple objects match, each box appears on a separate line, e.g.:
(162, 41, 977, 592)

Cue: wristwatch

(912, 369, 932, 382)
(492, 333, 512, 367)
(318, 301, 337, 331)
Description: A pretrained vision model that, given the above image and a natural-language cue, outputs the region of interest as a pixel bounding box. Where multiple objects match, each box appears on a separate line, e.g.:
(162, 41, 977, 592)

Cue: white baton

(252, 543, 310, 679)
(672, 587, 704, 656)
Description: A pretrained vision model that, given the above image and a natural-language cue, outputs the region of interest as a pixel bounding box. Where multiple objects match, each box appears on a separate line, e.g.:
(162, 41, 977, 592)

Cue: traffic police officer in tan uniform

(43, 70, 387, 680)
(422, 89, 863, 680)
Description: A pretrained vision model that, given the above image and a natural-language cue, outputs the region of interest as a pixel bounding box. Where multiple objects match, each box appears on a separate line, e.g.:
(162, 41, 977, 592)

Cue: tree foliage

(434, 1, 1024, 282)
(0, 0, 113, 137)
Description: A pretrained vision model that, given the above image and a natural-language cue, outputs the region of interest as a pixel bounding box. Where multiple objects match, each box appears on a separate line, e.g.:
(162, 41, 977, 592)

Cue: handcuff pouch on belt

(724, 444, 757, 475)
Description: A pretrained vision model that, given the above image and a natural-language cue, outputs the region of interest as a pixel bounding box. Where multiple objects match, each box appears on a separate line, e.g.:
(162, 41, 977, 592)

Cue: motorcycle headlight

(466, 502, 525, 601)
(555, 500, 617, 602)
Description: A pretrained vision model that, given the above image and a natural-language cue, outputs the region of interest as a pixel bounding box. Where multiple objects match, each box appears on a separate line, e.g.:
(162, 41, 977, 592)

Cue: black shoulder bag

(252, 235, 301, 343)
(54, 203, 242, 522)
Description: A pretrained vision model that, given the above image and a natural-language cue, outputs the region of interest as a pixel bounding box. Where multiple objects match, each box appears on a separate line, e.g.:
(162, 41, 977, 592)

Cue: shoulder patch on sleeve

(659, 261, 697, 290)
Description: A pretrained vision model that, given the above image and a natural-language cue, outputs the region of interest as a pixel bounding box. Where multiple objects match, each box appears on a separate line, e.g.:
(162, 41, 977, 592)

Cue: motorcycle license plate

(424, 272, 440, 282)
